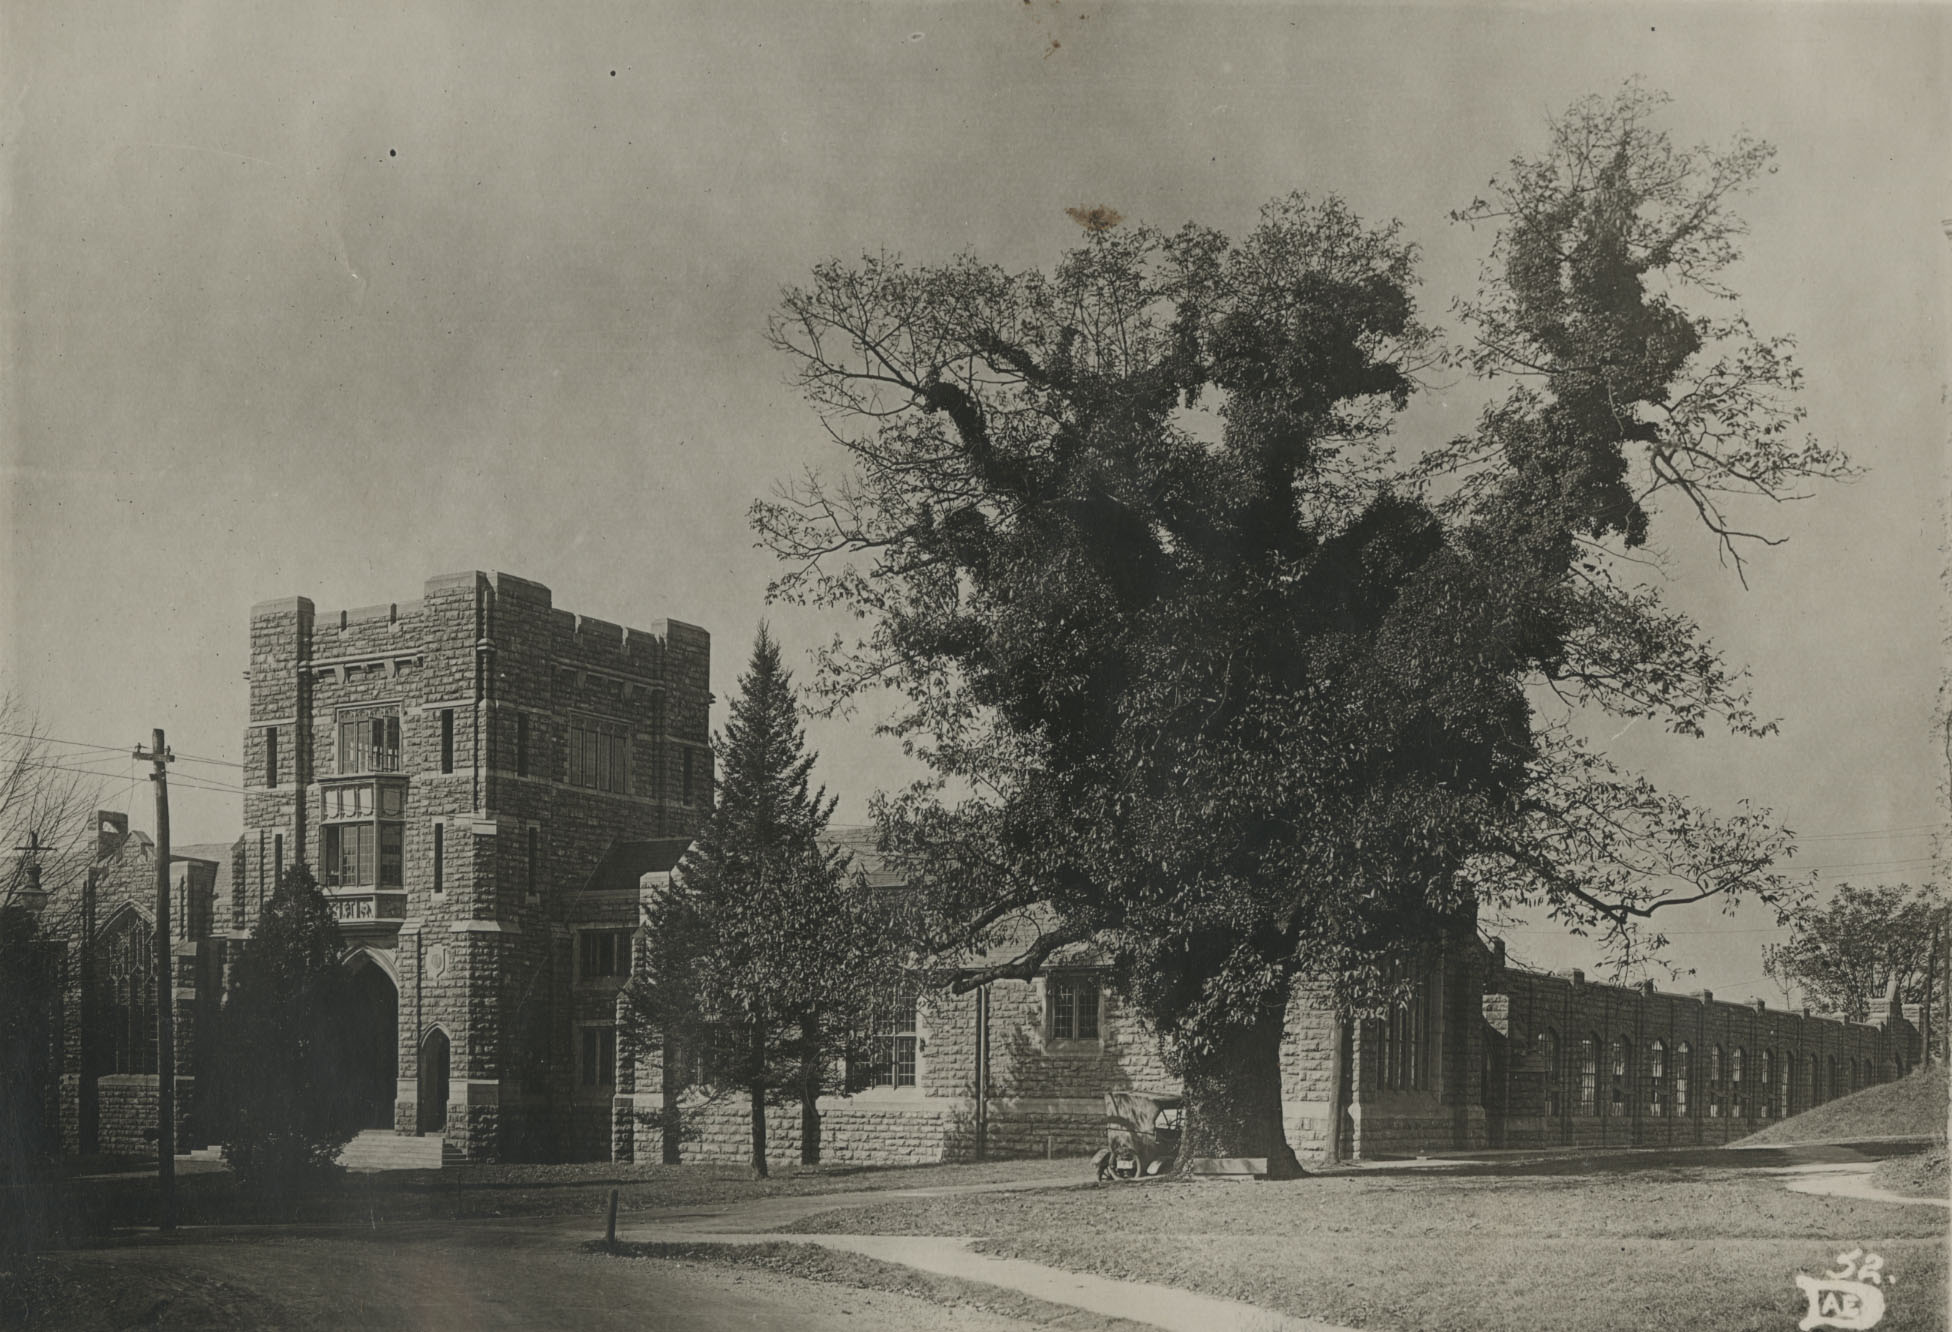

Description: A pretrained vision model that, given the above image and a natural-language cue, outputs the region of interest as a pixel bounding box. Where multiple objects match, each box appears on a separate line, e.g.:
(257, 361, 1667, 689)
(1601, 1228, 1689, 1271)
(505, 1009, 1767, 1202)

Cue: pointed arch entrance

(342, 953, 399, 1130)
(417, 1029, 450, 1136)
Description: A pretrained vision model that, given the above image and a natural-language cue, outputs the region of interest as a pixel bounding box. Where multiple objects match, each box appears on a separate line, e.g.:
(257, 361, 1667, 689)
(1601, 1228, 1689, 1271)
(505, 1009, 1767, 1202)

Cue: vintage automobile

(1091, 1089, 1184, 1181)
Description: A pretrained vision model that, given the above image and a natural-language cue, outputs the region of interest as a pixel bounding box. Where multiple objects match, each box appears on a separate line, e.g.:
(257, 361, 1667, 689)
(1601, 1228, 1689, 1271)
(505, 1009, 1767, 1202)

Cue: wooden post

(1325, 1012, 1346, 1164)
(973, 985, 989, 1162)
(606, 1187, 619, 1249)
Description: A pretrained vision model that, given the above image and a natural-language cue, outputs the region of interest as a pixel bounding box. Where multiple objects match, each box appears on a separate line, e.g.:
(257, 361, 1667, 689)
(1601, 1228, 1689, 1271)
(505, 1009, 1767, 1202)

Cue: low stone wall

(95, 1075, 161, 1157)
(615, 1091, 1112, 1167)
(673, 1096, 958, 1168)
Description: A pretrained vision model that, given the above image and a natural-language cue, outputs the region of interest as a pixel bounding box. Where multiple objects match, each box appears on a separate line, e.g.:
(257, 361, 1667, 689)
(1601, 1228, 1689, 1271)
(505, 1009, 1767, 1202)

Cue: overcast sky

(4, 1, 1946, 1000)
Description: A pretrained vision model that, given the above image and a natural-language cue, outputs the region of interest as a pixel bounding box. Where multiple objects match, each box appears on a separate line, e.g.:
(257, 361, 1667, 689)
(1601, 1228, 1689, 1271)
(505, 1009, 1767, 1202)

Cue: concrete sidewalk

(1778, 1161, 1950, 1209)
(617, 1177, 1357, 1332)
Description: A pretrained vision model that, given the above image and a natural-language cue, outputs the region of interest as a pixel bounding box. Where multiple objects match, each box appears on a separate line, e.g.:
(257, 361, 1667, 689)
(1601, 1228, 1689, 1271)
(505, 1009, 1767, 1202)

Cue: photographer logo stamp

(1795, 1248, 1891, 1330)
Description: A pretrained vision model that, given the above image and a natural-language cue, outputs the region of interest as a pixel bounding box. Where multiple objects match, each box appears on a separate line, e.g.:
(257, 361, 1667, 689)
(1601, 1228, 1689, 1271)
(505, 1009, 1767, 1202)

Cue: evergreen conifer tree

(632, 625, 891, 1175)
(214, 865, 366, 1195)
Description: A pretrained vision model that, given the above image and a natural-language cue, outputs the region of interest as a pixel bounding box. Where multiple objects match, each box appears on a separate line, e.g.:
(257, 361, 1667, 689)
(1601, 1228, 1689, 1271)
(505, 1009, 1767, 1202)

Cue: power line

(23, 758, 248, 796)
(1795, 824, 1942, 842)
(0, 728, 244, 770)
(1804, 857, 1937, 874)
(170, 748, 244, 771)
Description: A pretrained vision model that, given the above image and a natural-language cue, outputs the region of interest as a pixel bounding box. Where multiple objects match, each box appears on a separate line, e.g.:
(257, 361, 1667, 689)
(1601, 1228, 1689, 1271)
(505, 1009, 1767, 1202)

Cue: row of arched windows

(1536, 1027, 1878, 1120)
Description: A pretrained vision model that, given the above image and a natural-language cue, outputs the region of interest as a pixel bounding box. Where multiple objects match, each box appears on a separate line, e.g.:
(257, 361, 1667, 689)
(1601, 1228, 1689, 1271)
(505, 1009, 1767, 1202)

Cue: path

(619, 1179, 1357, 1332)
(1777, 1160, 1950, 1209)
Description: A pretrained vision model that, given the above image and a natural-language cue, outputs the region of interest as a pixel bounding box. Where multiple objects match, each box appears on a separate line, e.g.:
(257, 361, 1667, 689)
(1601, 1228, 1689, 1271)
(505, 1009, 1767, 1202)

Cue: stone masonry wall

(676, 1097, 959, 1168)
(243, 571, 710, 1162)
(1486, 962, 1903, 1150)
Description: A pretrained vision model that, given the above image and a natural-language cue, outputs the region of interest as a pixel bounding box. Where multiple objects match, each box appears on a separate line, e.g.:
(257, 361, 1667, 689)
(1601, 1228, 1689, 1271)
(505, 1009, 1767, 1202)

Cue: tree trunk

(1175, 1004, 1304, 1180)
(748, 1080, 769, 1178)
(799, 1011, 822, 1167)
(745, 1007, 769, 1171)
(660, 1032, 681, 1165)
(748, 1020, 769, 1178)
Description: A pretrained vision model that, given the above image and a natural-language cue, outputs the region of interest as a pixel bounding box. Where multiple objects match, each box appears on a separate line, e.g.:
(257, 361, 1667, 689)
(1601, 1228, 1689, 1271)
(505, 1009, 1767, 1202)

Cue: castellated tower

(241, 571, 710, 1161)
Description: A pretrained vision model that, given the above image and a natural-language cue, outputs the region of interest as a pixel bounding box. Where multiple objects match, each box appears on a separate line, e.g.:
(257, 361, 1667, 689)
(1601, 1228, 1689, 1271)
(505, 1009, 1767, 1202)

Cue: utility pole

(10, 829, 47, 914)
(134, 730, 175, 1230)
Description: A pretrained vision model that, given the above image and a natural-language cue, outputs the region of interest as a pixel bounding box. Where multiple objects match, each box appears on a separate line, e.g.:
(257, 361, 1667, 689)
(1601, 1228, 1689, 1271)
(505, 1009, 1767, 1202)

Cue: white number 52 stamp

(1795, 1248, 1892, 1330)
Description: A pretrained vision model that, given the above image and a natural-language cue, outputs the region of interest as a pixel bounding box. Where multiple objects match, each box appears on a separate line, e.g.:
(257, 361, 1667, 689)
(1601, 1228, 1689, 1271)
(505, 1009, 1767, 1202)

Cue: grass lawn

(30, 1155, 1077, 1235)
(1739, 1062, 1948, 1146)
(1873, 1147, 1949, 1199)
(777, 1153, 1949, 1332)
(601, 1240, 1155, 1331)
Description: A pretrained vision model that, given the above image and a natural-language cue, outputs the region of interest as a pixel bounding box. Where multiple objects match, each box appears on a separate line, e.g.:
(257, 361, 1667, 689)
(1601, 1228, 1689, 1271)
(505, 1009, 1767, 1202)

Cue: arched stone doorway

(342, 957, 398, 1130)
(417, 1029, 450, 1136)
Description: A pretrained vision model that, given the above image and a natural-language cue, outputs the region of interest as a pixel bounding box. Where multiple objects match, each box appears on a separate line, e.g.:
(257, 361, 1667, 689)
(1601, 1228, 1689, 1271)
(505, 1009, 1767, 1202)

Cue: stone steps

(338, 1129, 446, 1172)
(179, 1131, 456, 1171)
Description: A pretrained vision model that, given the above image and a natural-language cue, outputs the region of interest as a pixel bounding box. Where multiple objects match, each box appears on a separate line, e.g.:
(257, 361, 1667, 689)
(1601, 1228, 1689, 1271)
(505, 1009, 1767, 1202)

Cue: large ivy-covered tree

(626, 626, 893, 1174)
(756, 87, 1847, 1173)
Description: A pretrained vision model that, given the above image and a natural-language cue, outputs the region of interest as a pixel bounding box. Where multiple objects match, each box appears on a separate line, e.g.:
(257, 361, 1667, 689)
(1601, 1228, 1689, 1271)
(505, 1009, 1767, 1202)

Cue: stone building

(34, 812, 238, 1157)
(628, 899, 1922, 1170)
(21, 566, 1926, 1170)
(236, 570, 713, 1160)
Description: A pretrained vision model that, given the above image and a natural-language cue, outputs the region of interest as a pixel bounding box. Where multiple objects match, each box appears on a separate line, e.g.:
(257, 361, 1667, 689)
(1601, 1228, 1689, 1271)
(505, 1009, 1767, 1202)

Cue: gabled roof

(103, 829, 154, 862)
(583, 837, 694, 894)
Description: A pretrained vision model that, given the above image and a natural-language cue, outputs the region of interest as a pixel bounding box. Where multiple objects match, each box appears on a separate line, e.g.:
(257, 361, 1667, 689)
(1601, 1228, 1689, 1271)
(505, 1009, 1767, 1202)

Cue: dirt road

(22, 1220, 1040, 1331)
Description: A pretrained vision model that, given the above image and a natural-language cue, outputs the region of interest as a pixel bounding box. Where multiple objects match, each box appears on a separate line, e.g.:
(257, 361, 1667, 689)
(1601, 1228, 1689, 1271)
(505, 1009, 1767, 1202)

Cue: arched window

(1649, 1039, 1667, 1117)
(1675, 1041, 1692, 1118)
(1759, 1050, 1775, 1118)
(1731, 1047, 1746, 1118)
(1783, 1053, 1797, 1117)
(1709, 1045, 1724, 1118)
(98, 911, 157, 1075)
(1579, 1035, 1599, 1115)
(1540, 1029, 1562, 1118)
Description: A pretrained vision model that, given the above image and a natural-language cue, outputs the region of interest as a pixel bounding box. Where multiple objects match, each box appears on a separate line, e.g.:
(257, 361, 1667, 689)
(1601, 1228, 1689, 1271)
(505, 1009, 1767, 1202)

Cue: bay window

(321, 779, 406, 888)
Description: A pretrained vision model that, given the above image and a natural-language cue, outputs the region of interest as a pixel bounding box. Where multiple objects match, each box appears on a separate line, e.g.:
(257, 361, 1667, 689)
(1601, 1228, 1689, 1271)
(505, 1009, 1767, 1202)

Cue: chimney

(96, 810, 129, 860)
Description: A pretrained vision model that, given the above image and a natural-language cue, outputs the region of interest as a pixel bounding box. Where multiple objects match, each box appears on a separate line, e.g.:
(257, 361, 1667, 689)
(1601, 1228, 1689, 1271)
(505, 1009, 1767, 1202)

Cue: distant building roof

(822, 825, 913, 890)
(583, 837, 693, 894)
(174, 840, 239, 912)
